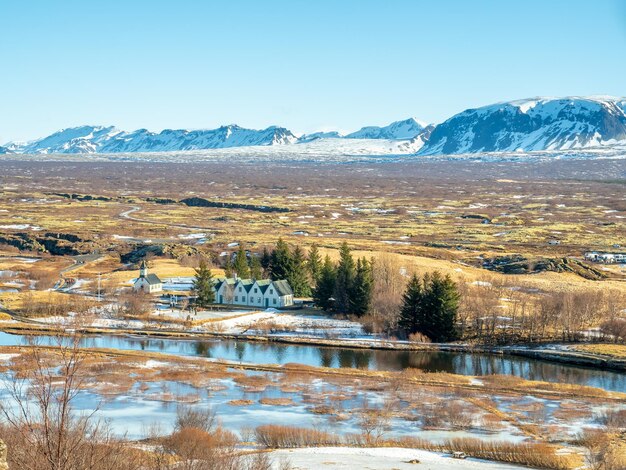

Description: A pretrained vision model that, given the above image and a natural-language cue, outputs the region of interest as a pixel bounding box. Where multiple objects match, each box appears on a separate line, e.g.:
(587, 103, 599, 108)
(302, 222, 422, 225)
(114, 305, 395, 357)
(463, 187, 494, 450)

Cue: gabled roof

(272, 279, 293, 297)
(214, 277, 236, 290)
(135, 273, 161, 285)
(255, 279, 272, 293)
(213, 276, 293, 297)
(236, 279, 255, 293)
(145, 273, 162, 285)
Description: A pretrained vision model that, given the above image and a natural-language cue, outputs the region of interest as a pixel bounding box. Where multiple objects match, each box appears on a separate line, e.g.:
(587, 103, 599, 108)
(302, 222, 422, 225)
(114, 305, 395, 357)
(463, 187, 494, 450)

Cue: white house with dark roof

(212, 276, 294, 308)
(133, 260, 163, 293)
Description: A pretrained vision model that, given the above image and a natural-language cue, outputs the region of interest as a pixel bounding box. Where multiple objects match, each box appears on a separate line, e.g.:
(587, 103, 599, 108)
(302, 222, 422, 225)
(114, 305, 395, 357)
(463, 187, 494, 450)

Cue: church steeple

(139, 260, 148, 278)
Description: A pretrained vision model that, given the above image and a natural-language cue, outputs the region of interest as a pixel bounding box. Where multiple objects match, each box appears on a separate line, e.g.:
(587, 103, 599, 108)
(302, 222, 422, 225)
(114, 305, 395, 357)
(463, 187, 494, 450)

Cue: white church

(133, 260, 163, 293)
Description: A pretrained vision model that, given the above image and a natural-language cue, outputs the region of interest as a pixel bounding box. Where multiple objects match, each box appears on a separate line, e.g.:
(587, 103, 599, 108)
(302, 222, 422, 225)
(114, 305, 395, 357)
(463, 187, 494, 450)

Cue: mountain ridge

(5, 96, 626, 155)
(417, 96, 626, 155)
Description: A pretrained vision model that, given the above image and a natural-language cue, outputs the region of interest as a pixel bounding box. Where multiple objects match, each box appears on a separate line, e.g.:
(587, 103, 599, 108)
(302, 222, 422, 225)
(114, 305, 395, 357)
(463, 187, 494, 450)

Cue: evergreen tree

(313, 255, 336, 311)
(192, 260, 215, 308)
(232, 245, 250, 278)
(398, 274, 424, 337)
(260, 247, 272, 273)
(269, 238, 292, 280)
(424, 272, 460, 342)
(224, 259, 234, 278)
(350, 257, 373, 317)
(249, 254, 263, 280)
(288, 245, 312, 297)
(307, 243, 322, 285)
(333, 242, 356, 314)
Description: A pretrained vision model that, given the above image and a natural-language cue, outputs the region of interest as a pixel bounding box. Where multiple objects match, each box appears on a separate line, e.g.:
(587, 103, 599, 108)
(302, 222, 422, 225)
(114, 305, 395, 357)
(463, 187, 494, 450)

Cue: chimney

(233, 273, 238, 281)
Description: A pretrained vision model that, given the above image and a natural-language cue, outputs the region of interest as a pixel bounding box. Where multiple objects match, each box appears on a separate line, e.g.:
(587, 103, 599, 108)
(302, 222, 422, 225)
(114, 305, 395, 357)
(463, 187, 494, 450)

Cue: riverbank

(2, 315, 626, 374)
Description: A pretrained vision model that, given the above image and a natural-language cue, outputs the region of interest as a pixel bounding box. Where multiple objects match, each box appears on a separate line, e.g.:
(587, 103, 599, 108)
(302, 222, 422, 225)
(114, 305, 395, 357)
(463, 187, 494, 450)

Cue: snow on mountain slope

(9, 125, 297, 154)
(99, 125, 297, 152)
(0, 145, 12, 154)
(398, 124, 436, 153)
(419, 96, 626, 155)
(5, 96, 626, 156)
(13, 126, 122, 154)
(345, 118, 426, 140)
(298, 131, 344, 142)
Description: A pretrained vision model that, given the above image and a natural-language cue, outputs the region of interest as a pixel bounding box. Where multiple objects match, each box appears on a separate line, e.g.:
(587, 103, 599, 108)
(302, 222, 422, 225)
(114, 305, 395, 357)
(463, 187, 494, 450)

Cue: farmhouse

(133, 260, 163, 293)
(213, 276, 294, 308)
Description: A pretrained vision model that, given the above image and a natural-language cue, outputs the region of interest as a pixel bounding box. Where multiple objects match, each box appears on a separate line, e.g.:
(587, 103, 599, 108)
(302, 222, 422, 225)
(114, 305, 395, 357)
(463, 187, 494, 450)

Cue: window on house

(254, 288, 258, 293)
(235, 296, 238, 301)
(239, 287, 242, 292)
(270, 289, 273, 294)
(258, 297, 261, 303)
(243, 296, 246, 302)
(273, 298, 277, 304)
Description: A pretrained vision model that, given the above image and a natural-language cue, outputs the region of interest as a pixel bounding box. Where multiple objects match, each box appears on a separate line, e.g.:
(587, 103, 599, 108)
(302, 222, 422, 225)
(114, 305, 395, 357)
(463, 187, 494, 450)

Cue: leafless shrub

(408, 332, 430, 343)
(118, 289, 152, 317)
(175, 405, 218, 433)
(29, 266, 59, 290)
(600, 318, 626, 343)
(0, 332, 148, 470)
(180, 253, 212, 268)
(363, 253, 409, 336)
(254, 425, 572, 469)
(576, 428, 626, 470)
(355, 399, 392, 444)
(21, 291, 96, 318)
(163, 426, 240, 470)
(254, 425, 342, 448)
(595, 409, 626, 431)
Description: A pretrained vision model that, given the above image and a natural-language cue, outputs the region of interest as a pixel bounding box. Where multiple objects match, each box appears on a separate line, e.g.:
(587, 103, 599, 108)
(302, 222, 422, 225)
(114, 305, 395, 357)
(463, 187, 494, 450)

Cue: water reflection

(0, 331, 623, 392)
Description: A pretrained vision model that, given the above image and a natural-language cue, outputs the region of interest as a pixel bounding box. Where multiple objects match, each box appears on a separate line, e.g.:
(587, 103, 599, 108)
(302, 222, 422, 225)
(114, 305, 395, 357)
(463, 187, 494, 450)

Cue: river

(1, 331, 624, 392)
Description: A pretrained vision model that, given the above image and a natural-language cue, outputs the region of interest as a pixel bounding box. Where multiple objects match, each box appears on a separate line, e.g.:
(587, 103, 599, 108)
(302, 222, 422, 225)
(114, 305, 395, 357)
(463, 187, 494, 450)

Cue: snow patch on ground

(0, 224, 42, 230)
(266, 447, 532, 470)
(0, 353, 19, 362)
(136, 360, 169, 369)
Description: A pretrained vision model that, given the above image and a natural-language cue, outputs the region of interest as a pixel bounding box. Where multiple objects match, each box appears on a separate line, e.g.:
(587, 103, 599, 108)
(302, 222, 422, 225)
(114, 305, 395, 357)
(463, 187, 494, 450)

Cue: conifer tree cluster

(225, 245, 264, 280)
(263, 238, 312, 297)
(313, 242, 373, 316)
(221, 240, 323, 298)
(192, 259, 215, 307)
(398, 272, 460, 342)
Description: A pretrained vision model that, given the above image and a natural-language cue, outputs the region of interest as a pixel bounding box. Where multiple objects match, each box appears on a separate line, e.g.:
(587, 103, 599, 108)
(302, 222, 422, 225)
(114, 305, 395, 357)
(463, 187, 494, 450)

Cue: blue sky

(1, 0, 625, 142)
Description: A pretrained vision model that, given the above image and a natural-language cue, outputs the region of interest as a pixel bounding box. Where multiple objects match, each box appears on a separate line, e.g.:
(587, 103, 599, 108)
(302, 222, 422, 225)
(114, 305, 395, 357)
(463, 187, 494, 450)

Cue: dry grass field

(0, 159, 624, 330)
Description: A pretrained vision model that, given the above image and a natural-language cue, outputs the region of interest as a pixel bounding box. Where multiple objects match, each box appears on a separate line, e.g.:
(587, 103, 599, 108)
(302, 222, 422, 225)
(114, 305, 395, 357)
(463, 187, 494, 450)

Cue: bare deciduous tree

(0, 332, 146, 470)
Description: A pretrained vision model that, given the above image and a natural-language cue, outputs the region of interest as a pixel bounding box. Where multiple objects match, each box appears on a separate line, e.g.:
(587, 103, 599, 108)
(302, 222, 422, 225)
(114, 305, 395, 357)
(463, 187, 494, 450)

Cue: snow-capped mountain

(8, 124, 298, 154)
(9, 125, 122, 154)
(398, 124, 436, 153)
(4, 96, 626, 156)
(345, 118, 426, 140)
(418, 96, 626, 155)
(298, 131, 344, 143)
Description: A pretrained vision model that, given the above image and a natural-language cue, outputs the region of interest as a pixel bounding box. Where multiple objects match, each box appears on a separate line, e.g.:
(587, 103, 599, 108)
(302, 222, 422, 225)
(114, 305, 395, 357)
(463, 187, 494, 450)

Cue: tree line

(313, 242, 460, 342)
(193, 239, 461, 342)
